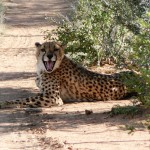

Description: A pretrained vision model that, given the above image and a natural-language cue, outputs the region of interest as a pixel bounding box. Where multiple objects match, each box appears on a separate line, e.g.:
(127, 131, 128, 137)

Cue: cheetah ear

(35, 42, 41, 48)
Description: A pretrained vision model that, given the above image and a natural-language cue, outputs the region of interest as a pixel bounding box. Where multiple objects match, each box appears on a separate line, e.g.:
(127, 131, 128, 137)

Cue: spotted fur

(0, 41, 134, 108)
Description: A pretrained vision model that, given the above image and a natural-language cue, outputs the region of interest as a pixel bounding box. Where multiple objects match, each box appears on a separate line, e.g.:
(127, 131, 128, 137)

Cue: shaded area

(4, 0, 74, 26)
(0, 87, 38, 101)
(0, 105, 149, 134)
(0, 72, 38, 101)
(0, 72, 36, 81)
(0, 105, 149, 149)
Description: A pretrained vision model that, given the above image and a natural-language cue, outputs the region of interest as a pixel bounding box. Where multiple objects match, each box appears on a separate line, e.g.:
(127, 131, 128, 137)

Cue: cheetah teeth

(44, 60, 55, 72)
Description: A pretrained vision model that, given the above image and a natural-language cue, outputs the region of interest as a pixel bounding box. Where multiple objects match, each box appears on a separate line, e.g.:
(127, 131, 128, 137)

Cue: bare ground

(0, 0, 150, 150)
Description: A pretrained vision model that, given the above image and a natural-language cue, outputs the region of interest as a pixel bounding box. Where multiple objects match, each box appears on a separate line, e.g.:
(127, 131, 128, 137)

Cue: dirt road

(0, 0, 150, 150)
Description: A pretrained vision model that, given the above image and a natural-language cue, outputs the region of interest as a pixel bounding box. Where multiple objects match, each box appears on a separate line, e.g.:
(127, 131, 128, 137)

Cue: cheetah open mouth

(42, 54, 57, 72)
(43, 60, 56, 72)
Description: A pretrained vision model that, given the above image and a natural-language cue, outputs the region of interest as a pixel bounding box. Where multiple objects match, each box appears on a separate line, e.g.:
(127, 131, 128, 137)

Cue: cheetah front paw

(35, 76, 40, 88)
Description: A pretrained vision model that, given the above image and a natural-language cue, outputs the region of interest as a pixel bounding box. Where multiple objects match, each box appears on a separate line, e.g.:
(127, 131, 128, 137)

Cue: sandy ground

(0, 0, 150, 150)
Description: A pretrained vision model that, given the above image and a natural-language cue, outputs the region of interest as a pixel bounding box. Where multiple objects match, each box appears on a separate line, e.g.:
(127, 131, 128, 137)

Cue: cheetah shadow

(0, 104, 148, 134)
(0, 72, 38, 101)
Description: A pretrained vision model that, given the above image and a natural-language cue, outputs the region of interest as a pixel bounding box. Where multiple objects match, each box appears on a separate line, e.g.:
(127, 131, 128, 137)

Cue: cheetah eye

(41, 48, 45, 52)
(54, 48, 59, 51)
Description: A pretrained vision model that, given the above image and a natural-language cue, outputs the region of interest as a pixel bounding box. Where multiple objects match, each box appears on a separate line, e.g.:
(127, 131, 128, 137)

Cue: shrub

(45, 0, 133, 65)
(111, 105, 140, 116)
(125, 13, 150, 106)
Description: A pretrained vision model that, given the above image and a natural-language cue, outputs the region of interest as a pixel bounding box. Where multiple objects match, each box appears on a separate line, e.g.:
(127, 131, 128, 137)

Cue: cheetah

(0, 41, 135, 108)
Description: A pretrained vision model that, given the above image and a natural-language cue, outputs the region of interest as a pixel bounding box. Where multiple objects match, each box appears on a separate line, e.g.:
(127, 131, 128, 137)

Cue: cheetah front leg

(0, 73, 64, 108)
(0, 93, 63, 108)
(35, 75, 41, 89)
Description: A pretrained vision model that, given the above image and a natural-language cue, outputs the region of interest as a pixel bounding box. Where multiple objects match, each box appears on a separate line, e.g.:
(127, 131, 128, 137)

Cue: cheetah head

(35, 41, 65, 74)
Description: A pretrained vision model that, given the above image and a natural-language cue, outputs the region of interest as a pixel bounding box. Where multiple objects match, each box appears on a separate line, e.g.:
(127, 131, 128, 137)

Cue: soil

(0, 0, 150, 150)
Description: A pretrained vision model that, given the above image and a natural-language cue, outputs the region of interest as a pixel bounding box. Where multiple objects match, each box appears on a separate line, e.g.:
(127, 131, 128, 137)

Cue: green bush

(125, 13, 150, 106)
(122, 69, 150, 106)
(45, 0, 133, 65)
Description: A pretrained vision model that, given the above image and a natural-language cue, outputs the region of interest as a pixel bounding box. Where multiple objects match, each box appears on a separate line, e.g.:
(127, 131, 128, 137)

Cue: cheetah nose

(47, 53, 53, 59)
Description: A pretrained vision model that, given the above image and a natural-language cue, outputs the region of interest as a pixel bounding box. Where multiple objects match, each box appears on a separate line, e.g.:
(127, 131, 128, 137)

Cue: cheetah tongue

(45, 61, 55, 71)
